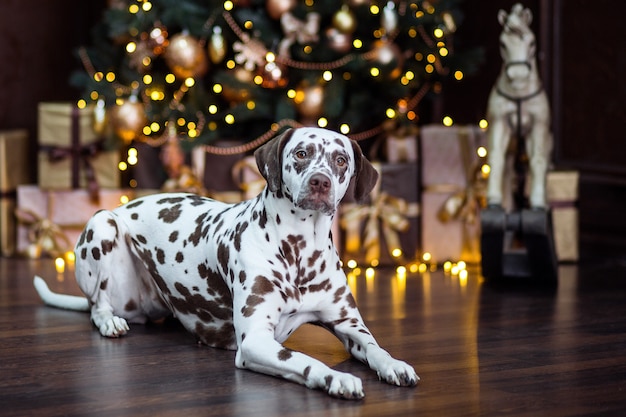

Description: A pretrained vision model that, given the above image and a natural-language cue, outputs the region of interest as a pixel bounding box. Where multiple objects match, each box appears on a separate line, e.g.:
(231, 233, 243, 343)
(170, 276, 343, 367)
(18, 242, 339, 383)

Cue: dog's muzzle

(297, 173, 335, 215)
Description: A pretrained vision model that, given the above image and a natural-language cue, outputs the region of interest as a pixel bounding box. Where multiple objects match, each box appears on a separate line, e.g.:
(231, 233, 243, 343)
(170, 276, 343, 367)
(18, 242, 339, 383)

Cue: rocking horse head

(497, 3, 537, 92)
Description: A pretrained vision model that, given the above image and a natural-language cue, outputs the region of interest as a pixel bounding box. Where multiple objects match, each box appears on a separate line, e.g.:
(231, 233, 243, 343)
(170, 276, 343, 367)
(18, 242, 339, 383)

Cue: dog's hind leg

(74, 210, 133, 337)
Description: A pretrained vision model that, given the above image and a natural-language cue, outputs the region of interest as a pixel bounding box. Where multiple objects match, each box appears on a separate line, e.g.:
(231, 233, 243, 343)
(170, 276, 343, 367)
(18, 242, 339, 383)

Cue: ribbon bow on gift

(232, 157, 266, 200)
(279, 12, 321, 57)
(14, 207, 72, 259)
(341, 165, 419, 264)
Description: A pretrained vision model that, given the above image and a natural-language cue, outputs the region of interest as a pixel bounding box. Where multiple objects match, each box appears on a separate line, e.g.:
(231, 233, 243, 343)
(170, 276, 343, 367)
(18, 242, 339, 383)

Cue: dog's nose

(309, 173, 331, 193)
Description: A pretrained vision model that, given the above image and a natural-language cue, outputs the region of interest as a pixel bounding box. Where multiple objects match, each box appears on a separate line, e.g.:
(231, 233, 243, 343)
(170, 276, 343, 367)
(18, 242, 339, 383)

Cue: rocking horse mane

(499, 3, 533, 38)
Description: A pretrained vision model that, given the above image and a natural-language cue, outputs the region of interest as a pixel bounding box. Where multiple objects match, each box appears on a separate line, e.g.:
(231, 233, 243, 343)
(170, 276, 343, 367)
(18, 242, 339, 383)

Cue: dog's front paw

(377, 359, 419, 387)
(324, 371, 365, 400)
(99, 316, 129, 338)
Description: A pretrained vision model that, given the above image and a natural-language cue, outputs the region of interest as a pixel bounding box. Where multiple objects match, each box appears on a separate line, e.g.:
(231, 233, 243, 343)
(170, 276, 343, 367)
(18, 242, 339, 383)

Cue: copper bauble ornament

(326, 27, 352, 54)
(294, 81, 325, 119)
(332, 5, 357, 34)
(164, 33, 208, 79)
(266, 0, 296, 20)
(110, 98, 147, 143)
(221, 68, 254, 103)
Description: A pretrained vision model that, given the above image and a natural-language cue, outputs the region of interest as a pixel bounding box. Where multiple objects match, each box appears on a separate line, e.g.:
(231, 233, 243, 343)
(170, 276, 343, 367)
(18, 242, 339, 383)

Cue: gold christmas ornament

(266, 0, 297, 20)
(92, 98, 108, 135)
(109, 98, 147, 143)
(326, 27, 352, 54)
(294, 80, 325, 119)
(208, 26, 227, 64)
(164, 33, 209, 79)
(332, 5, 357, 34)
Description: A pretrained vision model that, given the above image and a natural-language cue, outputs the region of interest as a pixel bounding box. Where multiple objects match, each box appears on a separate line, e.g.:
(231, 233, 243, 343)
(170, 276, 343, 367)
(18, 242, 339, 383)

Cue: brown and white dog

(34, 127, 418, 399)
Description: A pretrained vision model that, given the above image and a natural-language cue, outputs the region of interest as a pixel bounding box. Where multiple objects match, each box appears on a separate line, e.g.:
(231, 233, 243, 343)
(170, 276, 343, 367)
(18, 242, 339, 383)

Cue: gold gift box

(1, 130, 32, 256)
(38, 102, 120, 190)
(547, 171, 579, 262)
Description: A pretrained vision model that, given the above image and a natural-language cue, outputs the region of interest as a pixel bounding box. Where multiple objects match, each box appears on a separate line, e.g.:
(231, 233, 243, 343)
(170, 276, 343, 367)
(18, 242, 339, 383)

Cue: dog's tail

(33, 276, 90, 312)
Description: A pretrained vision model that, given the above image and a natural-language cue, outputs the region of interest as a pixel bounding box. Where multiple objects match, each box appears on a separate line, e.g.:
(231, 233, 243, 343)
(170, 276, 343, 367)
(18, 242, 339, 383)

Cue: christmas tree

(72, 0, 481, 180)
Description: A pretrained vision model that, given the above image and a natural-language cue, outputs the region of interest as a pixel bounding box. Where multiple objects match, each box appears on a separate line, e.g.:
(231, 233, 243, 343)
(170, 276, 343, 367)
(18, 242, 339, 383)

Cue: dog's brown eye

(336, 156, 346, 167)
(295, 150, 307, 159)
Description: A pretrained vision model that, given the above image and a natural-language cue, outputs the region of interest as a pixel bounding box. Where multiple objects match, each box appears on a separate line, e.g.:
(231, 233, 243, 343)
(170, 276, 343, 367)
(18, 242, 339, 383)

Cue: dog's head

(255, 127, 378, 215)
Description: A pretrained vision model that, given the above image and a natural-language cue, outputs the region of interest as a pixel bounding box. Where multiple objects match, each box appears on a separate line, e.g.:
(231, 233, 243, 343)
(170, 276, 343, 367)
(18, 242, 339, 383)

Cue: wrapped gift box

(421, 125, 487, 264)
(547, 171, 579, 262)
(16, 185, 129, 258)
(192, 141, 247, 203)
(232, 156, 266, 201)
(1, 130, 32, 256)
(385, 125, 419, 163)
(341, 162, 420, 265)
(38, 102, 120, 193)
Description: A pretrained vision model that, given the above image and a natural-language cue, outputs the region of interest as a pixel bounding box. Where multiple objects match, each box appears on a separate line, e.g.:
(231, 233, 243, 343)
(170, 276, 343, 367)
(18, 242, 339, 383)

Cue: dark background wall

(1, 0, 624, 260)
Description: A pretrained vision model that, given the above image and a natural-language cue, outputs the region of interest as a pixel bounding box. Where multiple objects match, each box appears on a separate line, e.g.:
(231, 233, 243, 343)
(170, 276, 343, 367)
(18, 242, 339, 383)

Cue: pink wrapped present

(421, 125, 487, 264)
(16, 185, 129, 258)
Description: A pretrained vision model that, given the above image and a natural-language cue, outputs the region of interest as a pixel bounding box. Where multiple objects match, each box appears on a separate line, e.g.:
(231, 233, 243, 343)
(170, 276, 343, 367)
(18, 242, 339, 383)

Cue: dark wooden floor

(1, 257, 626, 417)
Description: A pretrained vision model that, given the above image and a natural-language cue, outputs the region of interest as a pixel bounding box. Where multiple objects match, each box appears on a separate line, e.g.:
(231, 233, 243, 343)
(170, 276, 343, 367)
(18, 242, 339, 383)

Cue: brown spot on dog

(333, 286, 346, 303)
(233, 221, 249, 252)
(100, 279, 108, 290)
(251, 276, 274, 296)
(169, 231, 179, 242)
(125, 298, 138, 312)
(80, 247, 87, 260)
(175, 252, 184, 263)
(125, 199, 144, 209)
(195, 322, 236, 350)
(303, 366, 311, 380)
(241, 294, 264, 317)
(346, 293, 357, 309)
(278, 348, 293, 361)
(91, 247, 101, 260)
(157, 196, 185, 204)
(324, 375, 334, 389)
(308, 278, 331, 293)
(156, 248, 166, 264)
(217, 242, 229, 272)
(131, 213, 139, 220)
(136, 234, 147, 244)
(307, 250, 322, 267)
(158, 203, 182, 223)
(86, 229, 94, 243)
(101, 239, 115, 256)
(77, 230, 86, 246)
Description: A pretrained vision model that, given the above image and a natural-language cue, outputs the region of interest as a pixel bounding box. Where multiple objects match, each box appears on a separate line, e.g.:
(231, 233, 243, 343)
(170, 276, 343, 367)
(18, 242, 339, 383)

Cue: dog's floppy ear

(350, 140, 379, 202)
(255, 128, 295, 192)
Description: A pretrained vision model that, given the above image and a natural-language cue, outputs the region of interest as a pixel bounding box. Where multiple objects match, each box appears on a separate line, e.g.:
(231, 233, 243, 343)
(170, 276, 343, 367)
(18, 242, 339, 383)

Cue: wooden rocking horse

(480, 3, 558, 283)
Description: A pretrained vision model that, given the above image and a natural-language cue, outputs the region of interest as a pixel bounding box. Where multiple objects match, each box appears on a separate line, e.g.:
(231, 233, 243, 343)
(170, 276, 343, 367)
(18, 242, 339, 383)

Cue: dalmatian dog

(34, 127, 418, 399)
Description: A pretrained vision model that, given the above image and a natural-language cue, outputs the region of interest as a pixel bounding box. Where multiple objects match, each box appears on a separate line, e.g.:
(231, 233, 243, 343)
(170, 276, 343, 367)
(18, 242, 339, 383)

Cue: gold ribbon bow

(232, 157, 266, 200)
(14, 208, 72, 259)
(278, 12, 321, 57)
